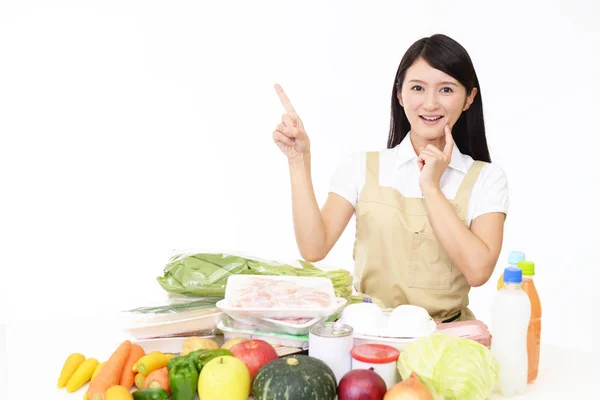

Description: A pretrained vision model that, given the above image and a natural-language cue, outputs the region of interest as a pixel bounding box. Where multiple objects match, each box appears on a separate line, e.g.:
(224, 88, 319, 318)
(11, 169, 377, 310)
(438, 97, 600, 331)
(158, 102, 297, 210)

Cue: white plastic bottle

(491, 266, 531, 396)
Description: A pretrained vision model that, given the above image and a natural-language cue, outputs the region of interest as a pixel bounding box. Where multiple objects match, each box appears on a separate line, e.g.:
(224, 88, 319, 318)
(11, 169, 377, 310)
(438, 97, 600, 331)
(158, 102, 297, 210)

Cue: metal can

(308, 321, 354, 383)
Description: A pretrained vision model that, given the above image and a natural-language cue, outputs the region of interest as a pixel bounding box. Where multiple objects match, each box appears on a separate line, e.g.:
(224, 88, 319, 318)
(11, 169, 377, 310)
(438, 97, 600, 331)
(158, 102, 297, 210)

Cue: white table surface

(5, 314, 596, 399)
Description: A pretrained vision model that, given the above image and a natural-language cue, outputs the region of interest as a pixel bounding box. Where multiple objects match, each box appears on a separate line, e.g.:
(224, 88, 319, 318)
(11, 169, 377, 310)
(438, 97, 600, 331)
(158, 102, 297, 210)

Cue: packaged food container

(216, 297, 346, 320)
(351, 344, 400, 390)
(309, 322, 354, 383)
(338, 303, 436, 338)
(119, 297, 223, 339)
(217, 315, 309, 349)
(224, 275, 336, 309)
(434, 320, 492, 348)
(226, 313, 325, 335)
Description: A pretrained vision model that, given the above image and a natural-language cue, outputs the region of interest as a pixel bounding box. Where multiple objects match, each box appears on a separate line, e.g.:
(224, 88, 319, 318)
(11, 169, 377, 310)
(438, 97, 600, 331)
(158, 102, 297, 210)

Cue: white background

(1, 0, 599, 387)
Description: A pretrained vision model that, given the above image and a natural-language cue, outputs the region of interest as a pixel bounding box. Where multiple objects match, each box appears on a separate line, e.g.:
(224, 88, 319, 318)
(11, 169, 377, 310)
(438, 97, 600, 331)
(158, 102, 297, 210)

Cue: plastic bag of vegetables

(156, 251, 354, 300)
(397, 333, 499, 400)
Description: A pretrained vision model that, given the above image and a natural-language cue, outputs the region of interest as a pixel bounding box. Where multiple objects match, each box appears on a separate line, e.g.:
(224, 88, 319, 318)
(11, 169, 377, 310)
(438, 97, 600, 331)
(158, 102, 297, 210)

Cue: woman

(271, 34, 508, 322)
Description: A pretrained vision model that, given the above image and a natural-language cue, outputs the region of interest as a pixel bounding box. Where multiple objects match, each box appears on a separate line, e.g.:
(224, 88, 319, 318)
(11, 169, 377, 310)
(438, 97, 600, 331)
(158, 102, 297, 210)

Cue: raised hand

(418, 124, 455, 190)
(272, 84, 310, 160)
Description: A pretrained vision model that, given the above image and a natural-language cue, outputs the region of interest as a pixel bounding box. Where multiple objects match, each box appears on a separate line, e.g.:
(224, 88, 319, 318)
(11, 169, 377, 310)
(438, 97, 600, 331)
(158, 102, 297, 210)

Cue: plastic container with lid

(351, 344, 400, 390)
(224, 275, 336, 309)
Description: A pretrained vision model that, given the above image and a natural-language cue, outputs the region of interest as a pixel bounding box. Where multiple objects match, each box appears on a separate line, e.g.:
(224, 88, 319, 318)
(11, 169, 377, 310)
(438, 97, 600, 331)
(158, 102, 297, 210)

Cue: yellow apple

(221, 337, 246, 350)
(198, 355, 250, 400)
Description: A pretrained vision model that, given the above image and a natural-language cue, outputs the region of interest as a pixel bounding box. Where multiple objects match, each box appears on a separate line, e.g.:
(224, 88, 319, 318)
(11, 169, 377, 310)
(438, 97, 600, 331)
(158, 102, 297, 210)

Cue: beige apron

(353, 151, 486, 323)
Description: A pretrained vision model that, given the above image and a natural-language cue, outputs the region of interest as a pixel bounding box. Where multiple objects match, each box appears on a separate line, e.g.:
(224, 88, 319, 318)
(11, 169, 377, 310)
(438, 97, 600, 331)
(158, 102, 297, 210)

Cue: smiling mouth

(420, 115, 443, 121)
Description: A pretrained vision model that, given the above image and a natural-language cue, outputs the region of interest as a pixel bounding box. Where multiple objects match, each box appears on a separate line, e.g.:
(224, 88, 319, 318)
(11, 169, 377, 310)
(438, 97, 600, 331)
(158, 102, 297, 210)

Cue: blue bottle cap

(508, 251, 526, 266)
(503, 266, 523, 284)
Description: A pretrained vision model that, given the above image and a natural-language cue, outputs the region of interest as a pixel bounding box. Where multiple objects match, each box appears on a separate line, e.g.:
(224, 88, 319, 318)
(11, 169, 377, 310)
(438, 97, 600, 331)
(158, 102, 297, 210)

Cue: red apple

(230, 339, 278, 381)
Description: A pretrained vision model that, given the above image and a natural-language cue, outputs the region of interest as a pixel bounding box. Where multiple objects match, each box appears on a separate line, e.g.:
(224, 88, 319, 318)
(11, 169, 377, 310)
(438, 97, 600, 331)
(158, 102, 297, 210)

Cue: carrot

(92, 362, 107, 380)
(143, 367, 170, 395)
(119, 344, 145, 389)
(87, 340, 131, 400)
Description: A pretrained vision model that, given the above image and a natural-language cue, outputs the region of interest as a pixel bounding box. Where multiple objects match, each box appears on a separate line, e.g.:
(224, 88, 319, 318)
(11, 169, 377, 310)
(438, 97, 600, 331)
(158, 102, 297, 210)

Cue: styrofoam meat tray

(226, 314, 325, 336)
(217, 297, 347, 319)
(217, 315, 309, 349)
(122, 311, 223, 340)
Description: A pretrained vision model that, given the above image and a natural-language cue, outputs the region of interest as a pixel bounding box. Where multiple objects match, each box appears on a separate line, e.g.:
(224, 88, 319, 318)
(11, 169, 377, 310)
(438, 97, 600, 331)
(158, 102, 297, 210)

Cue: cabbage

(397, 333, 459, 387)
(398, 333, 499, 400)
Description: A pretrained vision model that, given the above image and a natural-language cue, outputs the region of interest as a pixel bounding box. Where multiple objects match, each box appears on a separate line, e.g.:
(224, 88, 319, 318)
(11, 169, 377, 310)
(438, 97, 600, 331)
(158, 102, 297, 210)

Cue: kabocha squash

(252, 355, 337, 400)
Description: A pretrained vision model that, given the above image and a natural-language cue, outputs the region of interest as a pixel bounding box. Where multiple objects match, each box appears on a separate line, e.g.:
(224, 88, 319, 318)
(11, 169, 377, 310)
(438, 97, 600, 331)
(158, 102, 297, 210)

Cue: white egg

(386, 305, 434, 337)
(338, 303, 383, 335)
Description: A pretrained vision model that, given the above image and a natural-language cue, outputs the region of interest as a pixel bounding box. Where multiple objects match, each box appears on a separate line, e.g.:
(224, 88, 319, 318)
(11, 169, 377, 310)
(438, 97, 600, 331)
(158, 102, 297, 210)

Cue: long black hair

(387, 34, 491, 162)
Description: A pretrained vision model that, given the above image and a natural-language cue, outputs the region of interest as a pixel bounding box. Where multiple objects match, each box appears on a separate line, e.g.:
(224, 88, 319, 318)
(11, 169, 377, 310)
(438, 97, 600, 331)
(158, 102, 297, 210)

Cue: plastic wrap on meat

(435, 320, 492, 348)
(226, 276, 336, 309)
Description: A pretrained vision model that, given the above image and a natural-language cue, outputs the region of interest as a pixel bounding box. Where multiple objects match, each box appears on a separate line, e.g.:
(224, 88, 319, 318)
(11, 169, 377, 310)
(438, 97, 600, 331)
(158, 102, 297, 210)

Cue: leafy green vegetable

(156, 252, 353, 300)
(397, 333, 499, 400)
(433, 338, 499, 399)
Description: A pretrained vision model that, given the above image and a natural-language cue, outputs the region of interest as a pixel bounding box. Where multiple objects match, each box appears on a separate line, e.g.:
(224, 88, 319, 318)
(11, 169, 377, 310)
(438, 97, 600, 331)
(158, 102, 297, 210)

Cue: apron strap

(365, 151, 380, 187)
(454, 160, 486, 206)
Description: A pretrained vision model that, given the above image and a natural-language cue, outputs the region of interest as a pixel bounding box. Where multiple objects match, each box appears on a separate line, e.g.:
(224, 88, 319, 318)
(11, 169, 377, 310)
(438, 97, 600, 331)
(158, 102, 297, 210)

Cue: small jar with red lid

(351, 344, 400, 389)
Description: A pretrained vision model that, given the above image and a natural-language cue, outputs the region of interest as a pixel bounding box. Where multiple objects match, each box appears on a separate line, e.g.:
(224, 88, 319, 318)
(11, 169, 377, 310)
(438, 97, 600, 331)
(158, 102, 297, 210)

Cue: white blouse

(329, 133, 509, 226)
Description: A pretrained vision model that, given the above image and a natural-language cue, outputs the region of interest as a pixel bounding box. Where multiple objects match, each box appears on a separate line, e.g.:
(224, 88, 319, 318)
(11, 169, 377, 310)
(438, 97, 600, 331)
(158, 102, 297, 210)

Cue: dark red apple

(229, 339, 278, 380)
(338, 368, 387, 400)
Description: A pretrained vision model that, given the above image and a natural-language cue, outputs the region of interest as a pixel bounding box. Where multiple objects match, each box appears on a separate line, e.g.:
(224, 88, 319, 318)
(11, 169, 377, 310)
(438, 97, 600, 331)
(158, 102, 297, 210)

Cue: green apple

(198, 355, 251, 400)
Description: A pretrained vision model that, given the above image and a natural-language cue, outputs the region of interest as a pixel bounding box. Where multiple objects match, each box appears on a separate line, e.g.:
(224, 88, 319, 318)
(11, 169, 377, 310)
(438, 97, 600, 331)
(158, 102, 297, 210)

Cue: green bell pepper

(132, 388, 169, 400)
(168, 356, 199, 400)
(187, 348, 232, 371)
(167, 354, 189, 371)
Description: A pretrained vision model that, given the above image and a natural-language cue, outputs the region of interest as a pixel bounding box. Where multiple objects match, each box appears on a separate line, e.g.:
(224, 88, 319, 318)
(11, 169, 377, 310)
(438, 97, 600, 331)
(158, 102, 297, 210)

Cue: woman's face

(397, 57, 477, 141)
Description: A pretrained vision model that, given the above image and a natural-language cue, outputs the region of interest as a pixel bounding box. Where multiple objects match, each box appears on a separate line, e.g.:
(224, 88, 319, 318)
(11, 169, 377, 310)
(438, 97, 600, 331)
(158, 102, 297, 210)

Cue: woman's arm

(273, 84, 354, 262)
(417, 124, 505, 287)
(421, 185, 505, 287)
(289, 153, 354, 261)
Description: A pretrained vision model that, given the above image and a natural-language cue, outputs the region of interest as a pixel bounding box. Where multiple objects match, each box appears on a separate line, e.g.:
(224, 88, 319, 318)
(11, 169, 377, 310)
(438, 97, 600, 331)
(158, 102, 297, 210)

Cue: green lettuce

(398, 333, 499, 400)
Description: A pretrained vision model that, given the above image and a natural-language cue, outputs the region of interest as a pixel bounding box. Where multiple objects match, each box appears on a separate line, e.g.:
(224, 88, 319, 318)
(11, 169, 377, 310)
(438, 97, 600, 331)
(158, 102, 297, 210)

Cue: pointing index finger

(275, 83, 296, 115)
(443, 124, 454, 157)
